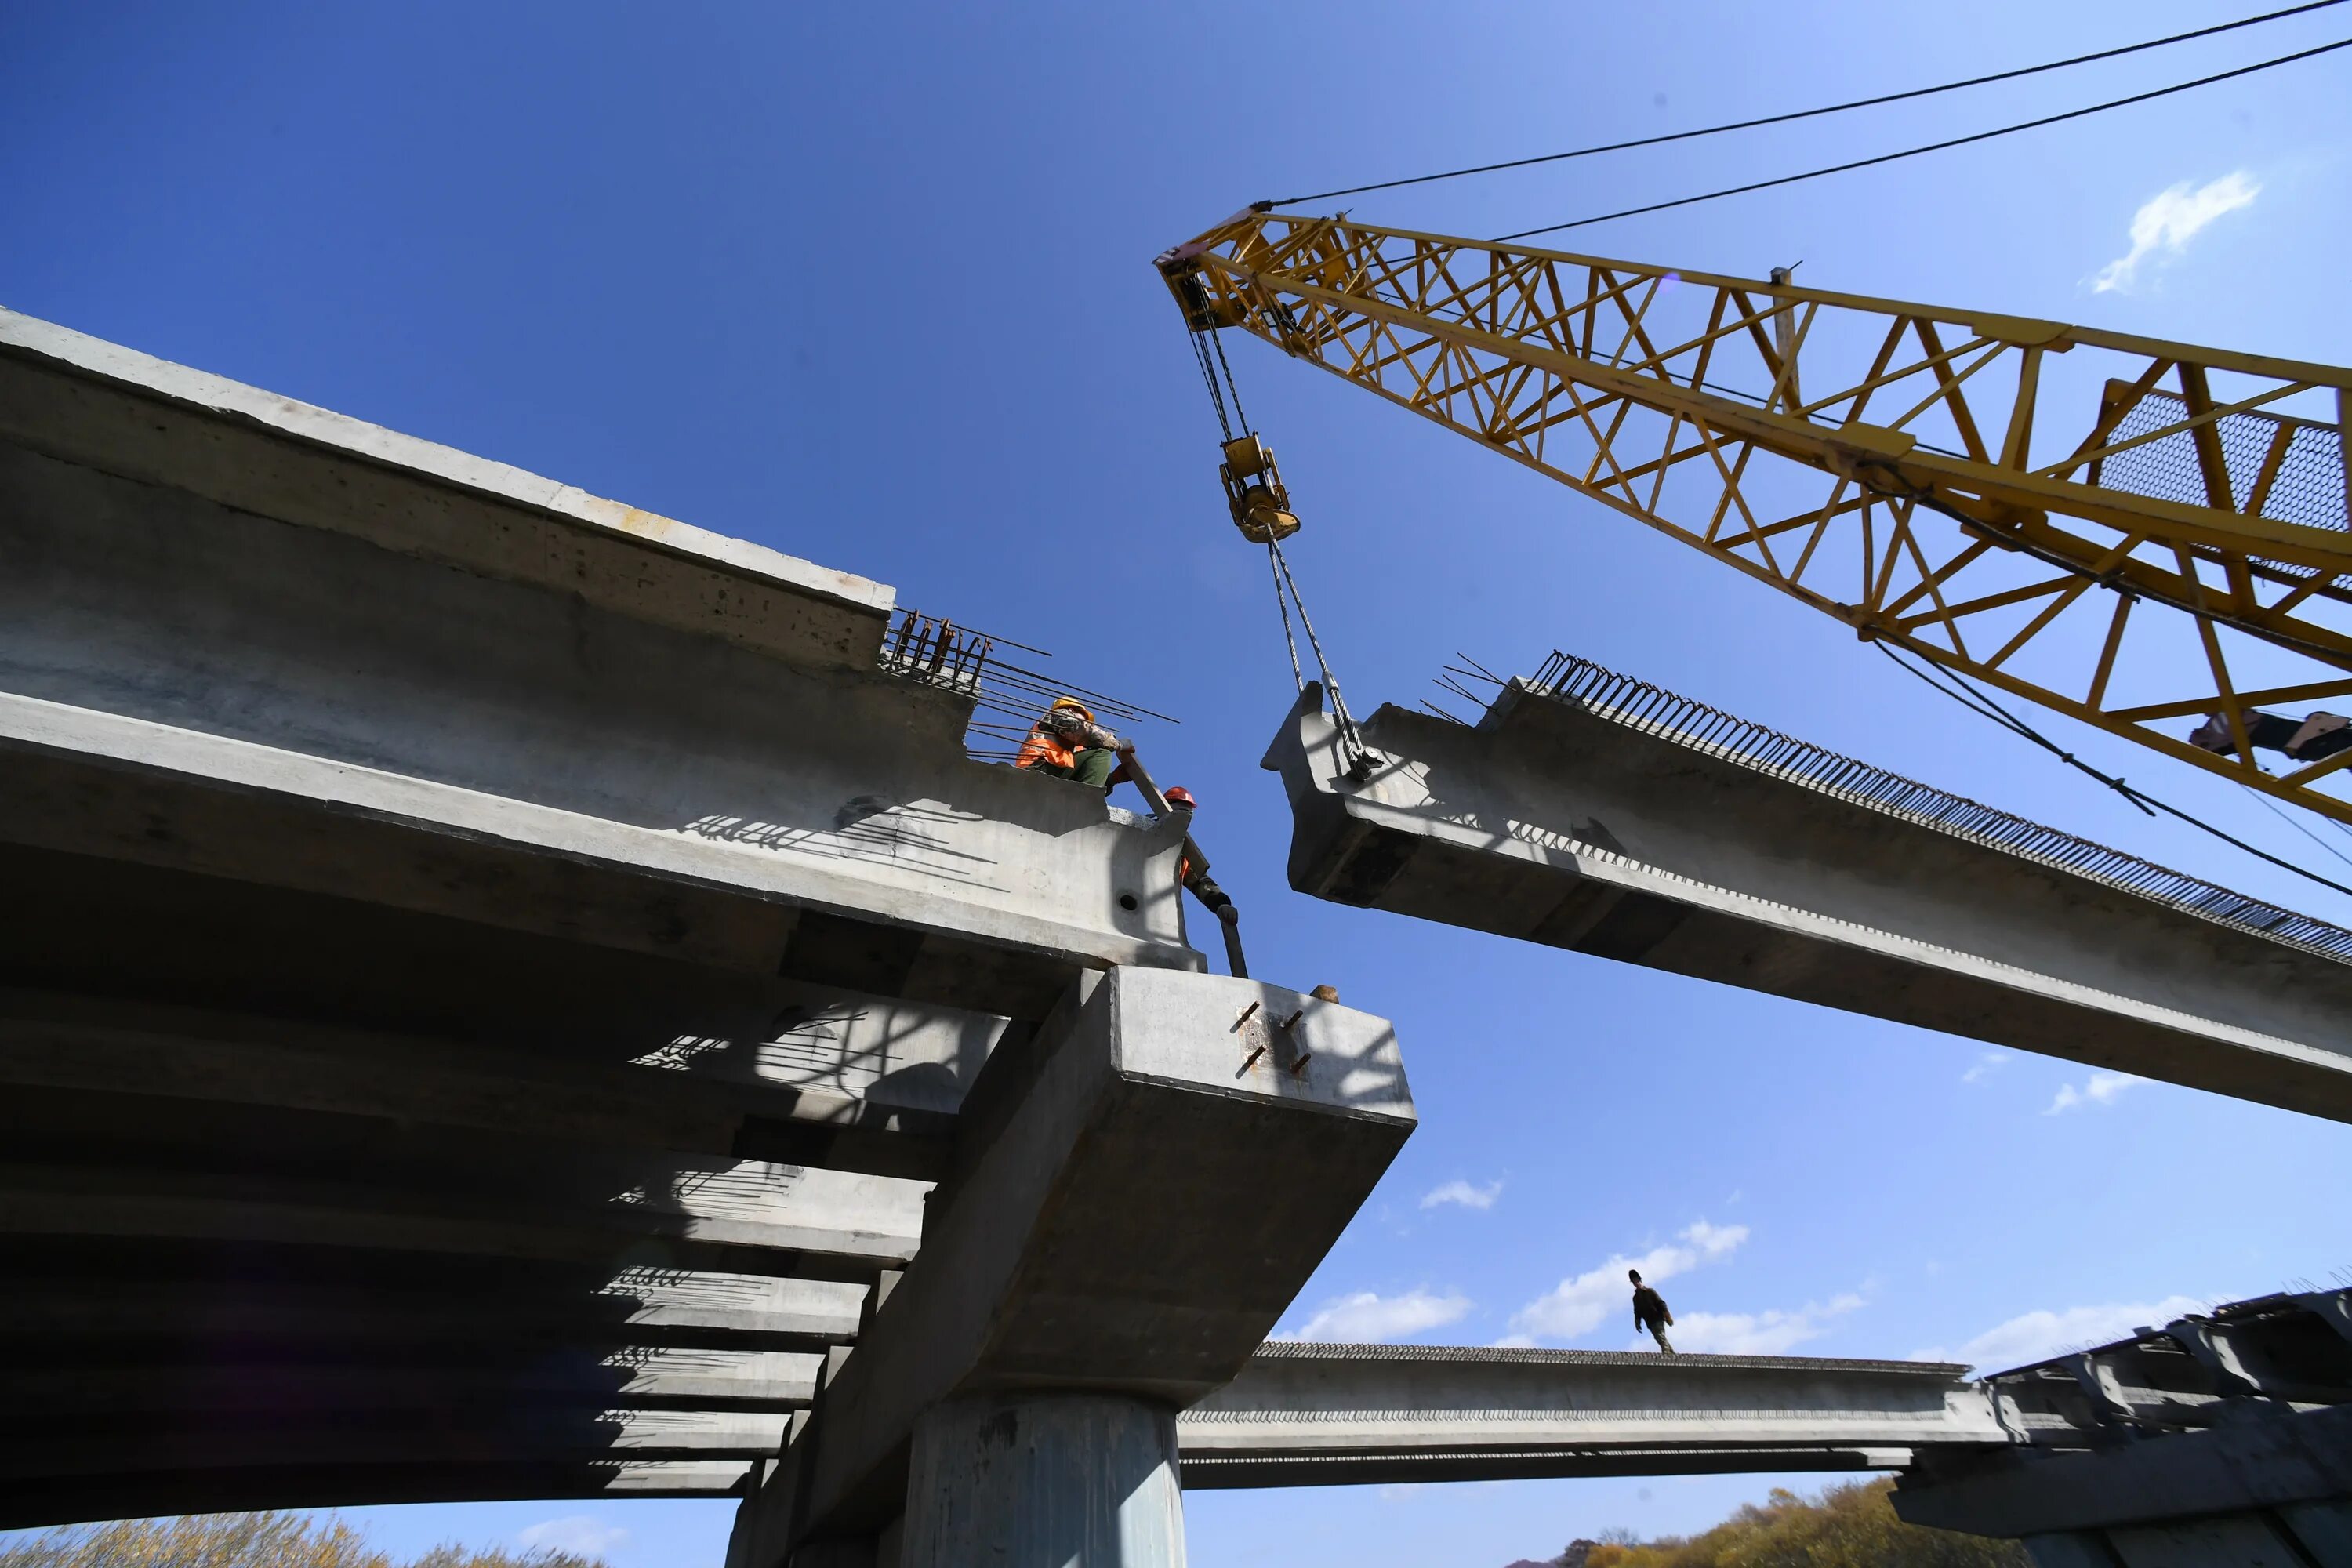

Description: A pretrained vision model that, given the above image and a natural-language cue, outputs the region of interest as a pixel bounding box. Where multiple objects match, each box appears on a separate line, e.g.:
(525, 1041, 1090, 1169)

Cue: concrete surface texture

(1895, 1288, 2352, 1566)
(1266, 677, 2352, 1123)
(6, 304, 2335, 1563)
(732, 966, 1416, 1563)
(1178, 1342, 2002, 1488)
(0, 306, 1224, 1527)
(0, 306, 1203, 1004)
(899, 1396, 1186, 1568)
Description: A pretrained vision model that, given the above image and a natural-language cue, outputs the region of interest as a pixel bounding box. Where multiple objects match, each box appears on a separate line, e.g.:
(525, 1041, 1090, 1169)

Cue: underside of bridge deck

(0, 307, 1225, 1529)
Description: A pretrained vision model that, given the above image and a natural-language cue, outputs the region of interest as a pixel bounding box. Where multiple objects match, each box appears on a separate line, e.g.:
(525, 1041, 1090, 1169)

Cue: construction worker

(1016, 697, 1133, 791)
(2189, 710, 2352, 764)
(1630, 1269, 1675, 1355)
(1163, 786, 1238, 927)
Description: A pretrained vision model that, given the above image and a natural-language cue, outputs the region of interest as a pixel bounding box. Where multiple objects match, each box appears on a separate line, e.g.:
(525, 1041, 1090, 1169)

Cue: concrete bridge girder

(1178, 1342, 2002, 1488)
(1265, 682, 2352, 1123)
(0, 307, 1204, 1015)
(0, 306, 1240, 1530)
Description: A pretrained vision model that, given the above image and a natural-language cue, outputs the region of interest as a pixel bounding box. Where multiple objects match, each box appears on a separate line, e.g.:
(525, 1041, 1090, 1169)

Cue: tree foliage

(1568, 1479, 2028, 1568)
(0, 1515, 606, 1568)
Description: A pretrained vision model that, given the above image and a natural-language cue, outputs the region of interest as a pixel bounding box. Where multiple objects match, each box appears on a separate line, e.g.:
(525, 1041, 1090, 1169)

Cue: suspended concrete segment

(1265, 658, 2352, 1123)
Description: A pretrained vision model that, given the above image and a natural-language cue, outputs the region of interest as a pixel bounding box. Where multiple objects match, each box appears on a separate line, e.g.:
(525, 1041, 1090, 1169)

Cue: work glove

(1218, 904, 1240, 925)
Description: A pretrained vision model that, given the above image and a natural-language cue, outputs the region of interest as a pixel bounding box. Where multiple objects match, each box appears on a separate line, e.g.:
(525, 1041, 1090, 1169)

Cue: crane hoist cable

(1178, 313, 1377, 773)
(1875, 641, 2352, 902)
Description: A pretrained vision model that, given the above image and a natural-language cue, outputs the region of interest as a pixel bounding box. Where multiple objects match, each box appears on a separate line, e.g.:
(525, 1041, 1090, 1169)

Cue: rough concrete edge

(1332, 772, 2350, 1078)
(0, 688, 1197, 975)
(0, 307, 893, 619)
(1310, 694, 2352, 1085)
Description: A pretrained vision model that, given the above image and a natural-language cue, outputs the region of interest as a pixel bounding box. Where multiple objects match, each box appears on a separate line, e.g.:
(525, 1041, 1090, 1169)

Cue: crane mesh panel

(2094, 389, 2346, 533)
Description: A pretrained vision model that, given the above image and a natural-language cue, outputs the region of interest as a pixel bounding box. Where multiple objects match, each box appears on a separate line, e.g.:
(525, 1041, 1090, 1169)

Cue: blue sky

(6, 3, 2350, 1563)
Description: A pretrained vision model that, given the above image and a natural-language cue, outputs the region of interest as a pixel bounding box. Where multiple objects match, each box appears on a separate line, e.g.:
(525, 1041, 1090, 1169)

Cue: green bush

(1570, 1479, 2027, 1568)
(0, 1514, 605, 1568)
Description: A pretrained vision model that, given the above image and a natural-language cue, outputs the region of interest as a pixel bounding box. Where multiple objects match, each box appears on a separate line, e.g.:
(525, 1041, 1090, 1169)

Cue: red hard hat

(1164, 786, 1198, 809)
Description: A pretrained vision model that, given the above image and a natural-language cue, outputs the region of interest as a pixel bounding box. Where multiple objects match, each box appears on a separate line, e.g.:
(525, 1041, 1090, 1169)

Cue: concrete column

(899, 1394, 1184, 1568)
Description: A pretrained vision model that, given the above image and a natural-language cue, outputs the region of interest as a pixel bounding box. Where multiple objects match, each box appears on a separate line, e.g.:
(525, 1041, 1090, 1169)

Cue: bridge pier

(902, 1394, 1185, 1568)
(728, 965, 1414, 1568)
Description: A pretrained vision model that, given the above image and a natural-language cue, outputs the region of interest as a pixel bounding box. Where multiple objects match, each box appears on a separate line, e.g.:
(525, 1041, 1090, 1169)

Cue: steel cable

(1263, 2, 2343, 208)
(1495, 34, 2352, 239)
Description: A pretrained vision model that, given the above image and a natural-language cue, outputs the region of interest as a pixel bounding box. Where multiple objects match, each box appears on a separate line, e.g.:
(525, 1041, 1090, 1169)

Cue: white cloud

(2045, 1070, 2143, 1115)
(2092, 172, 2259, 293)
(1961, 1050, 2012, 1084)
(1421, 1178, 1503, 1211)
(1508, 1221, 1748, 1342)
(1665, 1293, 1864, 1356)
(1921, 1295, 2207, 1374)
(1278, 1288, 1472, 1342)
(518, 1517, 630, 1556)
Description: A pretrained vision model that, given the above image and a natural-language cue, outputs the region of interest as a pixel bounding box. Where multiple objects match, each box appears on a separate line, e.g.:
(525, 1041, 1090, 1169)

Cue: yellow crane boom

(1157, 209, 2352, 824)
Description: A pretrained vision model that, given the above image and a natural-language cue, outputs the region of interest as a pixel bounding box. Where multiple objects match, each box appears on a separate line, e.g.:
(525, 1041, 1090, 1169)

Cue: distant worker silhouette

(1629, 1269, 1675, 1355)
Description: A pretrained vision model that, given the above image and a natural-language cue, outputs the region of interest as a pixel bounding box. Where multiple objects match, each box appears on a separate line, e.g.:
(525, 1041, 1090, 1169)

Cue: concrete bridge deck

(1265, 661, 2352, 1123)
(0, 308, 1421, 1539)
(1179, 1342, 1998, 1488)
(10, 306, 2341, 1566)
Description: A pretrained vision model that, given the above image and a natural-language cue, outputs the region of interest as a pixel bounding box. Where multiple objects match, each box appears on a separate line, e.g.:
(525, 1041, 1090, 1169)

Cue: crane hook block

(1219, 434, 1301, 544)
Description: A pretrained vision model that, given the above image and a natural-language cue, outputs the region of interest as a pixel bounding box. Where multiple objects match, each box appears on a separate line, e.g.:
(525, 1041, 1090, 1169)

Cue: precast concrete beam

(0, 310, 1205, 993)
(0, 309, 892, 671)
(1268, 681, 2352, 1121)
(748, 967, 1414, 1555)
(0, 1155, 927, 1270)
(0, 848, 1020, 1121)
(0, 988, 964, 1181)
(4, 1407, 795, 1482)
(1177, 1342, 2002, 1487)
(0, 691, 1194, 1000)
(12, 1348, 826, 1416)
(0, 1461, 754, 1530)
(0, 1262, 869, 1347)
(1893, 1403, 2352, 1541)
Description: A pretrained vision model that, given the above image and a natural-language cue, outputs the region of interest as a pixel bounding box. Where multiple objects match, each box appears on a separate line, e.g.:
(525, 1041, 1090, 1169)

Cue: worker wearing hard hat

(1164, 786, 1238, 927)
(1016, 696, 1133, 791)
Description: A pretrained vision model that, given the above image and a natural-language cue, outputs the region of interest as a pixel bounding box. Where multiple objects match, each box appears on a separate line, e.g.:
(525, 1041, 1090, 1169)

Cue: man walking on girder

(1630, 1269, 1675, 1355)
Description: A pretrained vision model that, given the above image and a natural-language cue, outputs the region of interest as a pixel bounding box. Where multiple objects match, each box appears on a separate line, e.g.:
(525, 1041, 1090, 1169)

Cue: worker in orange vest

(1163, 785, 1238, 928)
(1015, 696, 1133, 791)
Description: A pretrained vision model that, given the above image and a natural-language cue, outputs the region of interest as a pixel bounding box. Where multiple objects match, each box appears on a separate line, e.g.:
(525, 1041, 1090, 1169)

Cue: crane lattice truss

(1160, 210, 2352, 823)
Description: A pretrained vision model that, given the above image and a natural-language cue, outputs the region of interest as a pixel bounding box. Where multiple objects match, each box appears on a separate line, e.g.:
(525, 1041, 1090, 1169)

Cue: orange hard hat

(1164, 786, 1197, 808)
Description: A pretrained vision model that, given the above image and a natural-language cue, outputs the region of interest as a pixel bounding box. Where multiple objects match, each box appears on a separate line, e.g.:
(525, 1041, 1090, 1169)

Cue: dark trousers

(1033, 746, 1118, 790)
